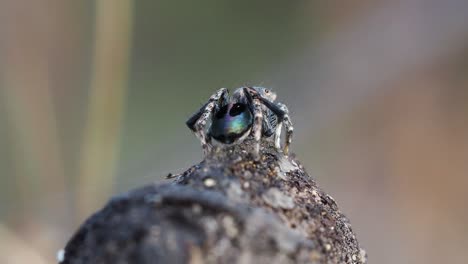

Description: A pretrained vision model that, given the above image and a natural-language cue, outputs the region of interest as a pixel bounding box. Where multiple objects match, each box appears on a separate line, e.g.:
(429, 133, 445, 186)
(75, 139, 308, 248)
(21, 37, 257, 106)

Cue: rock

(60, 139, 366, 264)
(262, 187, 295, 209)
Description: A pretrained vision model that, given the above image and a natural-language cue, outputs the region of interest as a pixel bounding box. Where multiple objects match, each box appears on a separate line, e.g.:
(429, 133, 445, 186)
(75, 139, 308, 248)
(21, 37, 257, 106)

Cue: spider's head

(251, 87, 277, 101)
(209, 102, 253, 144)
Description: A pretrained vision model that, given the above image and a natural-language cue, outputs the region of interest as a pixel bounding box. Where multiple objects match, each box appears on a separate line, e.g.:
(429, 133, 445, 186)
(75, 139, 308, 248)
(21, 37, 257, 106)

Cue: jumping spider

(186, 87, 293, 157)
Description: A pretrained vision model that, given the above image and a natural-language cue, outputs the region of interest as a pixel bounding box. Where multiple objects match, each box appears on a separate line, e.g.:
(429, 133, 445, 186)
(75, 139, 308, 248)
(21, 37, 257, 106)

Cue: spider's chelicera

(186, 87, 293, 157)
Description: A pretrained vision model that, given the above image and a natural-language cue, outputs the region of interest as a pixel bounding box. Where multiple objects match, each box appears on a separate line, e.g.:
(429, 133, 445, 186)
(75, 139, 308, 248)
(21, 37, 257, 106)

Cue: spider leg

(274, 118, 282, 150)
(277, 102, 293, 155)
(255, 95, 285, 122)
(245, 87, 290, 153)
(186, 102, 208, 131)
(186, 88, 228, 155)
(244, 88, 263, 159)
(251, 98, 263, 158)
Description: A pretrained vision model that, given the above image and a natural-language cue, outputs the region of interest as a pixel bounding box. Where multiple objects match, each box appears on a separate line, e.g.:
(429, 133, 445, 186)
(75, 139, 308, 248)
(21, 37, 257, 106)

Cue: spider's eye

(229, 103, 246, 116)
(215, 105, 229, 119)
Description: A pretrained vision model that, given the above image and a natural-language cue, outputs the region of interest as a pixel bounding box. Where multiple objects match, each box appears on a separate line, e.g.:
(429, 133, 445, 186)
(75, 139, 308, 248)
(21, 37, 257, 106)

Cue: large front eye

(215, 105, 229, 119)
(229, 103, 246, 116)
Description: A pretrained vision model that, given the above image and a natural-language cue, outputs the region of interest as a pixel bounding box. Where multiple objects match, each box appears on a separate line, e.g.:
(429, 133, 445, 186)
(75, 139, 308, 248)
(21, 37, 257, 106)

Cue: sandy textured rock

(61, 139, 366, 264)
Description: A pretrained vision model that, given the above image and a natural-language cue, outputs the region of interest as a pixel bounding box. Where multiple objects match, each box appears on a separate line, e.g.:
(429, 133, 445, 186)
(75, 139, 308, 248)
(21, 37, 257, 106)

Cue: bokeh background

(1, 0, 468, 263)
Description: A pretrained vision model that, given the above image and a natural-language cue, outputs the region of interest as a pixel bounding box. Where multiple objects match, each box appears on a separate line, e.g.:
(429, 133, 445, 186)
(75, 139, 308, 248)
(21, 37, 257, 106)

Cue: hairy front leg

(191, 88, 228, 155)
(277, 103, 293, 155)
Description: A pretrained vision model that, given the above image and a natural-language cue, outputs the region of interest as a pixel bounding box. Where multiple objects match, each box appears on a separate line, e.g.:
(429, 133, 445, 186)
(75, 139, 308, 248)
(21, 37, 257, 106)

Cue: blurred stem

(77, 0, 134, 220)
(0, 1, 66, 226)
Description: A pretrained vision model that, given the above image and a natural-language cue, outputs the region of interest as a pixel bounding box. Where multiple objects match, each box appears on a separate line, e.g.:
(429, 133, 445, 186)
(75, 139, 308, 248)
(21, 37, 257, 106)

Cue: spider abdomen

(210, 103, 253, 144)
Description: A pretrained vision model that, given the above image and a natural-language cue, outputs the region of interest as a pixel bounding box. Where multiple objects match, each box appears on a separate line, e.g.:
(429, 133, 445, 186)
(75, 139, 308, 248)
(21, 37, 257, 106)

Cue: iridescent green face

(210, 103, 253, 144)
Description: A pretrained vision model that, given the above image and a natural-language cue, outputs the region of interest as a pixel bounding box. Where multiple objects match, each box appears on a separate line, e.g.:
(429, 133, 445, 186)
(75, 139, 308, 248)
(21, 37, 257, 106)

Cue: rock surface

(60, 139, 367, 264)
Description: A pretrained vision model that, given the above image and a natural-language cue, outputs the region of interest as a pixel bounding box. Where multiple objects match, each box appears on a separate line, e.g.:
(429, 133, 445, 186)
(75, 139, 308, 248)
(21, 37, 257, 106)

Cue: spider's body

(186, 87, 293, 157)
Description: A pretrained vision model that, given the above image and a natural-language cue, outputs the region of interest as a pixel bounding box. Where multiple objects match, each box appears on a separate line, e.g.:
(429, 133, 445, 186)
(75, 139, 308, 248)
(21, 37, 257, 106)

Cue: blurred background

(1, 0, 468, 263)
